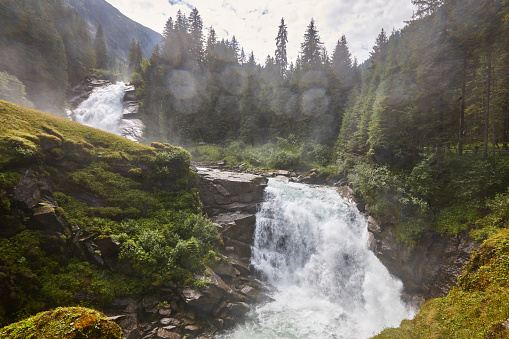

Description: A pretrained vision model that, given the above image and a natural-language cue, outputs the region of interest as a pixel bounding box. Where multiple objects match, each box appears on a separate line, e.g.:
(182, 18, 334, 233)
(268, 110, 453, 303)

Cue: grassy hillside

(0, 100, 218, 326)
(375, 228, 509, 338)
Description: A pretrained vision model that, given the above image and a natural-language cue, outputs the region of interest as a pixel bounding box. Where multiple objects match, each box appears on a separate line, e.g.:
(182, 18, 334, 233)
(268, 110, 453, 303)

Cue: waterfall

(73, 82, 126, 135)
(224, 179, 413, 338)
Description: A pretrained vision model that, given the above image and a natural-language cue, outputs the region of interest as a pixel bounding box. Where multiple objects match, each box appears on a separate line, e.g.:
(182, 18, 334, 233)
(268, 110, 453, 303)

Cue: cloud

(138, 1, 154, 8)
(105, 0, 415, 64)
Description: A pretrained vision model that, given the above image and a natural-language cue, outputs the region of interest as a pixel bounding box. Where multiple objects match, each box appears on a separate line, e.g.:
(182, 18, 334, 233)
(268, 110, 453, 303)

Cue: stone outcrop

(191, 167, 267, 262)
(335, 181, 478, 305)
(120, 84, 143, 142)
(96, 167, 271, 338)
(369, 224, 477, 302)
(192, 167, 268, 216)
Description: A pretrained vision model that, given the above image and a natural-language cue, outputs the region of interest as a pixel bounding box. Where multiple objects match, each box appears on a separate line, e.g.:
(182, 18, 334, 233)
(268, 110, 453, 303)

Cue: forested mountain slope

(0, 0, 95, 113)
(62, 0, 162, 62)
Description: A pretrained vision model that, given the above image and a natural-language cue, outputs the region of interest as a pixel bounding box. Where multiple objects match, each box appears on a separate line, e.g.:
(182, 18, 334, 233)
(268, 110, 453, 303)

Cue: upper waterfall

(72, 82, 126, 135)
(223, 178, 413, 338)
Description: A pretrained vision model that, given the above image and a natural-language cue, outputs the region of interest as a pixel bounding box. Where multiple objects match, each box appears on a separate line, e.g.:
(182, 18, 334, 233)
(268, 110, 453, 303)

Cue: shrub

(269, 149, 300, 169)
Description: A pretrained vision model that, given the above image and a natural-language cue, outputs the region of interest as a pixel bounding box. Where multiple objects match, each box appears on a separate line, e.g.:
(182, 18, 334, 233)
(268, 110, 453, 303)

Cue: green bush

(269, 149, 300, 169)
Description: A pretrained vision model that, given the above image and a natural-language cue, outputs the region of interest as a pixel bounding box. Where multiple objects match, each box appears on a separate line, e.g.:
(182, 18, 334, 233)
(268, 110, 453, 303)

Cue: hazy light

(301, 88, 330, 116)
(168, 70, 198, 99)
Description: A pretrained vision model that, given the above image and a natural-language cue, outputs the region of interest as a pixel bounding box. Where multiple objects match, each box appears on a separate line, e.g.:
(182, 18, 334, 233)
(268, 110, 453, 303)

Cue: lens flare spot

(168, 70, 197, 100)
(301, 88, 330, 116)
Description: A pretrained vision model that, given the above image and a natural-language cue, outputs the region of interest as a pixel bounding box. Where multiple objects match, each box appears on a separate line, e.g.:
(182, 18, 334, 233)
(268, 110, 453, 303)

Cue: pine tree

(189, 8, 204, 68)
(150, 43, 162, 65)
(128, 38, 142, 74)
(412, 0, 444, 18)
(332, 35, 353, 84)
(175, 10, 188, 32)
(239, 48, 246, 64)
(275, 18, 288, 77)
(94, 24, 108, 70)
(300, 19, 323, 68)
(230, 35, 240, 62)
(370, 28, 389, 71)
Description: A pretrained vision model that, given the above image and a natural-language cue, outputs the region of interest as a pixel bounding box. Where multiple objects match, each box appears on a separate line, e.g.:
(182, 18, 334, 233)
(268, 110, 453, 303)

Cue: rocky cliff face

(95, 168, 270, 339)
(3, 168, 269, 339)
(338, 185, 478, 306)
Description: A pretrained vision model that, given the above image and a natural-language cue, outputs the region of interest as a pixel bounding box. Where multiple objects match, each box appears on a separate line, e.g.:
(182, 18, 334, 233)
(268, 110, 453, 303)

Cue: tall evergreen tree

(332, 35, 353, 83)
(239, 48, 247, 64)
(275, 18, 289, 77)
(128, 38, 142, 74)
(300, 19, 323, 68)
(370, 28, 389, 72)
(188, 8, 204, 68)
(412, 0, 444, 18)
(230, 35, 240, 62)
(94, 24, 108, 70)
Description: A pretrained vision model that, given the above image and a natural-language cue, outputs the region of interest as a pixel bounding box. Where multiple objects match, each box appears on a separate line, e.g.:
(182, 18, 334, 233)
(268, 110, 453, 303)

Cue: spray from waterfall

(72, 82, 126, 135)
(224, 179, 413, 338)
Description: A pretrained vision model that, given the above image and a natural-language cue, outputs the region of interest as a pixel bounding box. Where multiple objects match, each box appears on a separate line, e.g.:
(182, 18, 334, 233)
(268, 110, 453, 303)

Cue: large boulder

(28, 204, 68, 233)
(191, 168, 267, 216)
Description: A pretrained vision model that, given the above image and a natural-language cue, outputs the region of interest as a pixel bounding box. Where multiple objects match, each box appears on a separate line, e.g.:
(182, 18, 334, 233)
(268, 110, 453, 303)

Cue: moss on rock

(0, 307, 121, 339)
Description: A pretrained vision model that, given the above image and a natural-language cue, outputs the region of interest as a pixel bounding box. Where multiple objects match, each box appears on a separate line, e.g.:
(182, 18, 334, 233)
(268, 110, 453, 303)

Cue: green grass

(0, 100, 153, 167)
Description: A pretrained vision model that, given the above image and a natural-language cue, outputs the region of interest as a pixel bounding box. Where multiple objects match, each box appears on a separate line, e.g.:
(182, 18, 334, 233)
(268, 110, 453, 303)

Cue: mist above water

(222, 179, 413, 338)
(73, 82, 126, 135)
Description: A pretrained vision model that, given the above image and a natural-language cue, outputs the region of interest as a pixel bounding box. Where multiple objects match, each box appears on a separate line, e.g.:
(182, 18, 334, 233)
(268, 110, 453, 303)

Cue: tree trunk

(483, 50, 491, 158)
(458, 57, 466, 156)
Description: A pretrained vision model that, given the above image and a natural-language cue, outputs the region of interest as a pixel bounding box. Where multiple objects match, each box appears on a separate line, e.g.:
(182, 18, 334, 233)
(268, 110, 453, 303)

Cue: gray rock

(142, 296, 160, 309)
(95, 237, 120, 257)
(369, 224, 478, 299)
(211, 259, 240, 280)
(28, 206, 67, 233)
(110, 296, 136, 309)
(214, 212, 256, 243)
(239, 285, 259, 300)
(84, 240, 104, 266)
(122, 101, 139, 117)
(159, 307, 172, 316)
(119, 118, 144, 142)
(226, 302, 250, 316)
(156, 328, 181, 339)
(224, 239, 252, 259)
(191, 168, 267, 216)
(14, 170, 41, 209)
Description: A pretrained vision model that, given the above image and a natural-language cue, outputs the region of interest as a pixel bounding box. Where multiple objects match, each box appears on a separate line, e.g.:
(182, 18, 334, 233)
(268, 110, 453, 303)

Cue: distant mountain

(62, 0, 162, 62)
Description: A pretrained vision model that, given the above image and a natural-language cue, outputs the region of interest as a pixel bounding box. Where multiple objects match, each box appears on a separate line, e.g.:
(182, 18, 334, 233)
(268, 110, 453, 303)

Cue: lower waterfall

(223, 178, 413, 338)
(73, 82, 126, 135)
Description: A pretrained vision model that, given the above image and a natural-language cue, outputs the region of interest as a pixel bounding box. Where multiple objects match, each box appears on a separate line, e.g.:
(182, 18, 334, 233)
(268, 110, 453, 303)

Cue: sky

(104, 0, 416, 65)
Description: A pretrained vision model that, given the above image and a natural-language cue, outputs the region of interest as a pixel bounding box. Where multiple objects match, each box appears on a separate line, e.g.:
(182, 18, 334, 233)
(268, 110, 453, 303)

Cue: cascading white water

(73, 82, 126, 135)
(224, 178, 413, 339)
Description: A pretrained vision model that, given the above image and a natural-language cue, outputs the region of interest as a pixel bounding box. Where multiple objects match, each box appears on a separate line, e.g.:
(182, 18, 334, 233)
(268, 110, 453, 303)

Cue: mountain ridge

(62, 0, 162, 62)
